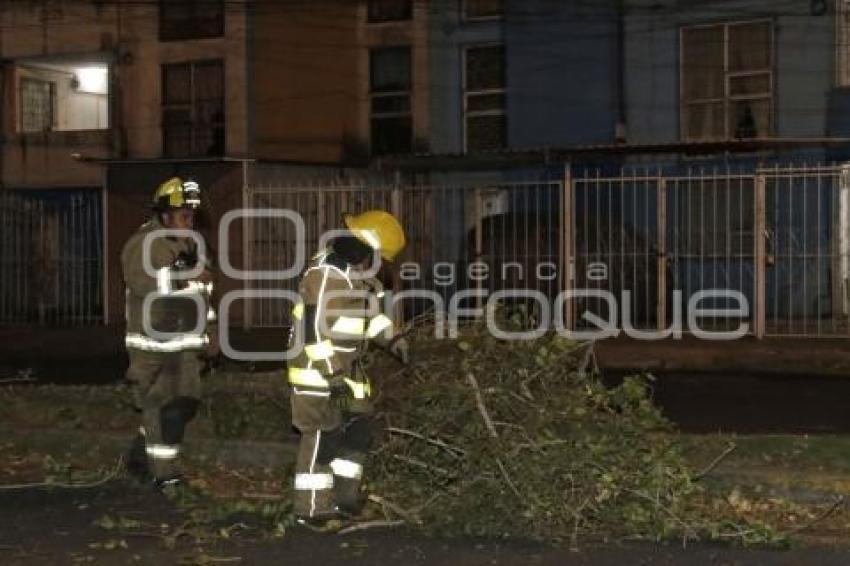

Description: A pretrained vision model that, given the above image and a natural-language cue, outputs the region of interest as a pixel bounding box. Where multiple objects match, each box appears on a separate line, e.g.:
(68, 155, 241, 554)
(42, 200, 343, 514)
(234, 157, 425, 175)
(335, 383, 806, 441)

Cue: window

(368, 0, 412, 23)
(17, 64, 110, 133)
(20, 78, 55, 133)
(464, 45, 506, 152)
(681, 20, 773, 141)
(370, 46, 412, 156)
(160, 0, 224, 41)
(162, 60, 225, 157)
(462, 0, 503, 21)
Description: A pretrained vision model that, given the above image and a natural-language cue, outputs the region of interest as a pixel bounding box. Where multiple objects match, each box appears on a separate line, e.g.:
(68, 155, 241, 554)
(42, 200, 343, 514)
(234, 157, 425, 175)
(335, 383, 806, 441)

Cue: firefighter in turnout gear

(288, 210, 409, 525)
(121, 177, 218, 490)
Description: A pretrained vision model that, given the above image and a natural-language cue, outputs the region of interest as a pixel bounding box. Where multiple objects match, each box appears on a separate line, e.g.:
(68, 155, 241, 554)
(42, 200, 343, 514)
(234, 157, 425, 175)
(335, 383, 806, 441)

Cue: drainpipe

(113, 1, 128, 158)
(615, 0, 627, 143)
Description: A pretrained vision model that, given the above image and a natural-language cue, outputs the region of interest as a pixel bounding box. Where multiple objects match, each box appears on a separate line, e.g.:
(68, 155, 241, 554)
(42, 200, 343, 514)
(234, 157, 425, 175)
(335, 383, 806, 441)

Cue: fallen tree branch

(0, 457, 123, 491)
(386, 427, 466, 456)
(576, 342, 598, 378)
(337, 520, 405, 535)
(466, 373, 498, 439)
(694, 442, 737, 481)
(392, 455, 454, 477)
(625, 488, 699, 542)
(240, 492, 286, 501)
(782, 496, 845, 536)
(496, 458, 523, 502)
(368, 493, 422, 525)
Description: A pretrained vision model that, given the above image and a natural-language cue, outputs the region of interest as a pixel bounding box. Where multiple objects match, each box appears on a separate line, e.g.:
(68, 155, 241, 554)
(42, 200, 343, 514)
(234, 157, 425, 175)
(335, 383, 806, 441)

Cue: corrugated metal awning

(374, 138, 850, 171)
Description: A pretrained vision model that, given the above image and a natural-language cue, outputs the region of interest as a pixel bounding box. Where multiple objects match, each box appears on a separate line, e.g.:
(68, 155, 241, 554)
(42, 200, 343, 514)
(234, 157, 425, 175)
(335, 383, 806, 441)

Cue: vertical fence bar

(754, 173, 767, 339)
(619, 175, 626, 327)
(771, 167, 779, 334)
(803, 165, 809, 335)
(817, 169, 824, 335)
(831, 163, 850, 332)
(70, 195, 77, 325)
(241, 164, 252, 329)
(561, 165, 573, 330)
(786, 167, 793, 334)
(391, 181, 403, 324)
(473, 187, 483, 311)
(657, 177, 667, 331)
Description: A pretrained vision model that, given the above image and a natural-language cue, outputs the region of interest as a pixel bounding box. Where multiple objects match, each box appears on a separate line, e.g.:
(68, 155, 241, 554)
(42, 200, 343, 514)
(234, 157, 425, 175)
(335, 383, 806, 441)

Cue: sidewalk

(4, 325, 850, 381)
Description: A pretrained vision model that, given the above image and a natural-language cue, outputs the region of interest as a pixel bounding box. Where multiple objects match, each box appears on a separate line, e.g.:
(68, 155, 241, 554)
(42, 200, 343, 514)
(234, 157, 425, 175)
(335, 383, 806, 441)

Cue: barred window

(20, 78, 55, 133)
(681, 20, 773, 140)
(162, 60, 225, 157)
(464, 45, 506, 152)
(370, 46, 412, 156)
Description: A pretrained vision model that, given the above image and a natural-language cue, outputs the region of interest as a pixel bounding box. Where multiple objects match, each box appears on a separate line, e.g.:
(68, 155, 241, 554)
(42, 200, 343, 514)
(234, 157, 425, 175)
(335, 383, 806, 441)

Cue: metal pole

(657, 177, 667, 331)
(101, 175, 109, 325)
(391, 174, 403, 324)
(241, 161, 253, 330)
(561, 164, 573, 330)
(473, 187, 483, 312)
(754, 173, 767, 339)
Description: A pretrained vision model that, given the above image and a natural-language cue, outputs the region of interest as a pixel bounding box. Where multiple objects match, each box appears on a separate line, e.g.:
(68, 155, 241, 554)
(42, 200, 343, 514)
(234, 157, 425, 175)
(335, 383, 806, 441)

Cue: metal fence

(0, 189, 104, 326)
(244, 163, 850, 338)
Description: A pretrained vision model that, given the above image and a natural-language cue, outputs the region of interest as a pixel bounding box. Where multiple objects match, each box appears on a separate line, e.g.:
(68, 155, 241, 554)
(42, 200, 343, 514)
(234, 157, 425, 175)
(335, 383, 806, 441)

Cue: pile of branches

(366, 316, 764, 546)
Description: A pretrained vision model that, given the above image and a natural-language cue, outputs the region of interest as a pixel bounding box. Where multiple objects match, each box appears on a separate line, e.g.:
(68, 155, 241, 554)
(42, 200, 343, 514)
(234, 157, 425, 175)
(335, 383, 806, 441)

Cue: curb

(1, 426, 298, 470)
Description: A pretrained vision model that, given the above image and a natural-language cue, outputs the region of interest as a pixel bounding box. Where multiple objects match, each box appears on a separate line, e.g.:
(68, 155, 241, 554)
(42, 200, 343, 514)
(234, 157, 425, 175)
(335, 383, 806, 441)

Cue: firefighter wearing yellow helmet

(120, 176, 217, 491)
(288, 209, 409, 525)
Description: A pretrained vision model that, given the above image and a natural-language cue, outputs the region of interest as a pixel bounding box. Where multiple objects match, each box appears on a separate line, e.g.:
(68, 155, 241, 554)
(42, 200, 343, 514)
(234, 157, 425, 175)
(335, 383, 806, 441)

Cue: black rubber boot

(125, 432, 151, 483)
(154, 475, 184, 494)
(334, 477, 366, 517)
(295, 511, 342, 532)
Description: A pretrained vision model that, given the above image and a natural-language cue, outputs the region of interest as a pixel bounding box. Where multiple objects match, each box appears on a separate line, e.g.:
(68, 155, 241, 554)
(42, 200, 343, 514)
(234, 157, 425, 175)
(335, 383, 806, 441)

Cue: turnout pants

(126, 350, 202, 480)
(291, 389, 373, 519)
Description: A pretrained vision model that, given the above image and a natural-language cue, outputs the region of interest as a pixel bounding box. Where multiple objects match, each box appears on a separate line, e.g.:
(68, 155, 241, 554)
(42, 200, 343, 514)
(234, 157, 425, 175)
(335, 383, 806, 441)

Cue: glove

(205, 330, 221, 358)
(365, 277, 386, 299)
(328, 375, 350, 398)
(389, 337, 410, 365)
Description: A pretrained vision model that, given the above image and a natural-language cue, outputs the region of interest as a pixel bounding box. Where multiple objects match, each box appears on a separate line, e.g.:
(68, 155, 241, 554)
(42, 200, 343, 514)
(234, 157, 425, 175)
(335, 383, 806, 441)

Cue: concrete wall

(506, 0, 620, 147)
(623, 0, 835, 144)
(0, 0, 250, 189)
(428, 0, 620, 154)
(428, 0, 503, 154)
(0, 1, 116, 187)
(252, 0, 429, 164)
(116, 2, 249, 158)
(0, 1, 116, 58)
(252, 1, 361, 163)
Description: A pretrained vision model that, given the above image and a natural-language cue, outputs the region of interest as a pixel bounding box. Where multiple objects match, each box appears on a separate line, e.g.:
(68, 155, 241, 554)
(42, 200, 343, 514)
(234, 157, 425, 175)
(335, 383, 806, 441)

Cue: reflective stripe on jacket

(120, 217, 214, 353)
(288, 249, 397, 392)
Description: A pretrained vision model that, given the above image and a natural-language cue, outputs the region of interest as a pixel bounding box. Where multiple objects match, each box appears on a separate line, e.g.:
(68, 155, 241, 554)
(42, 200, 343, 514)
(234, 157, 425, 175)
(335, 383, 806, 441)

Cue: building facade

(2, 0, 850, 330)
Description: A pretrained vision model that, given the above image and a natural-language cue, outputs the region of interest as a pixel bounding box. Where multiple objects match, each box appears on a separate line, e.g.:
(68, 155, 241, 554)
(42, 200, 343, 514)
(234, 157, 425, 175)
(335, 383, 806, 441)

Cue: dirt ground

(3, 327, 850, 563)
(5, 326, 850, 435)
(1, 481, 849, 566)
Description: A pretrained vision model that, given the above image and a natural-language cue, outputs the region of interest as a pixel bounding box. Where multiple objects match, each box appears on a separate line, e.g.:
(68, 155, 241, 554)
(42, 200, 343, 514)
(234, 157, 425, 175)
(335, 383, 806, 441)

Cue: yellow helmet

(153, 177, 202, 211)
(343, 210, 406, 261)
